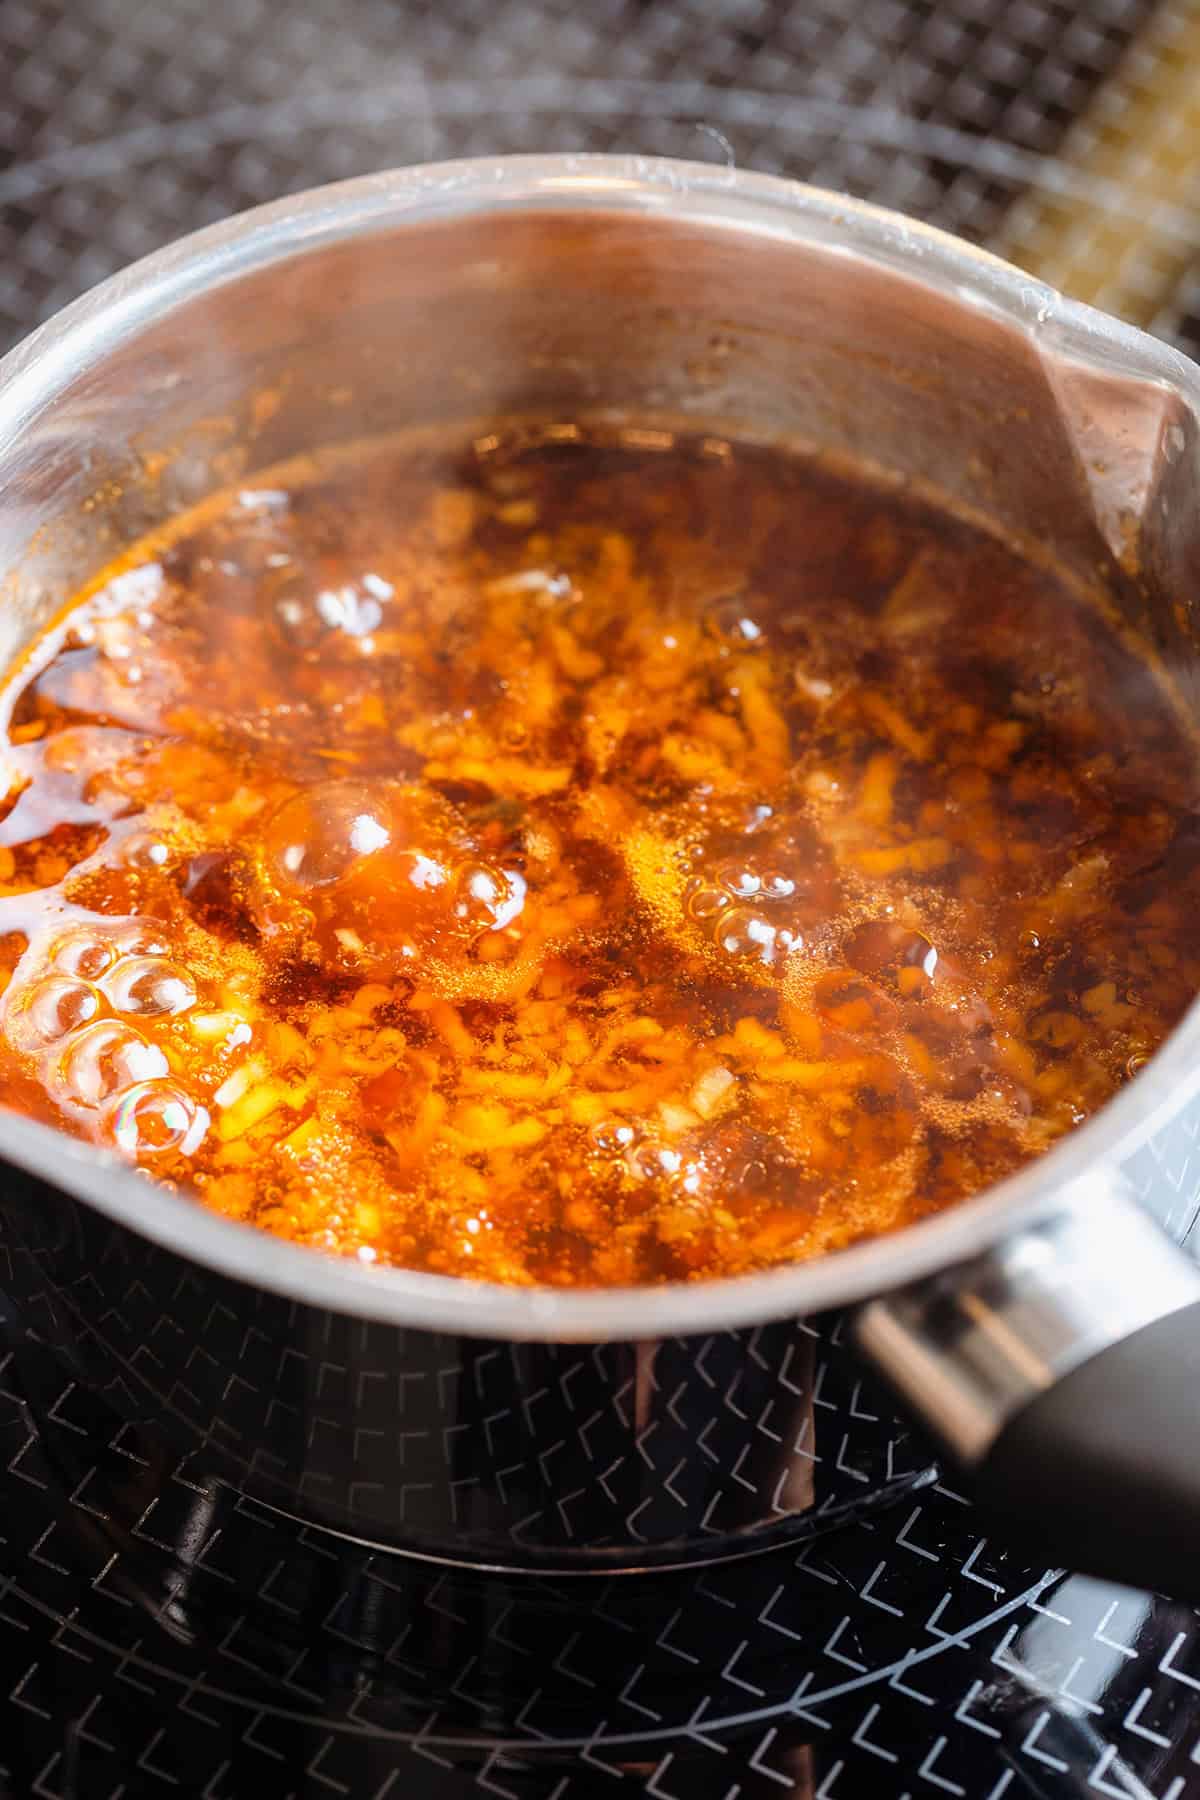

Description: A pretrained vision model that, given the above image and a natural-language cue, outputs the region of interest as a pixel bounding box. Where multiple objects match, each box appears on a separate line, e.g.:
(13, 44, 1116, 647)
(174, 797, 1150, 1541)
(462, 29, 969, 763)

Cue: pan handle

(854, 1175, 1200, 1600)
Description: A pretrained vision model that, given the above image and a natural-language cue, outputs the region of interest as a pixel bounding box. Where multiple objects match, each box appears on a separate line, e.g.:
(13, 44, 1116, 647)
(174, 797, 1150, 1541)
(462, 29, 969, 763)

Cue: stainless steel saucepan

(1, 155, 1199, 1590)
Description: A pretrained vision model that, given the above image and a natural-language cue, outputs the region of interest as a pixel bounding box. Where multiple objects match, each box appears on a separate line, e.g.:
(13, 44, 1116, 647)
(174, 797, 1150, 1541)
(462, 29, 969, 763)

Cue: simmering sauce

(0, 428, 1196, 1285)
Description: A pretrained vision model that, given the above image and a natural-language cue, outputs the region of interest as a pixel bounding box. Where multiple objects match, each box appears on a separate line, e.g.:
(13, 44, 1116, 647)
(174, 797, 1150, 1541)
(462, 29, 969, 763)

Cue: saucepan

(1, 155, 1199, 1594)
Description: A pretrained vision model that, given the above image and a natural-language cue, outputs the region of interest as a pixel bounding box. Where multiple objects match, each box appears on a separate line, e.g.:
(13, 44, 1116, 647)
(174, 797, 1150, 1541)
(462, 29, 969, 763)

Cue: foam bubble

(7, 978, 102, 1052)
(109, 1081, 207, 1157)
(264, 781, 393, 891)
(104, 956, 197, 1018)
(52, 931, 118, 982)
(56, 1020, 169, 1107)
(716, 906, 800, 966)
(453, 861, 526, 932)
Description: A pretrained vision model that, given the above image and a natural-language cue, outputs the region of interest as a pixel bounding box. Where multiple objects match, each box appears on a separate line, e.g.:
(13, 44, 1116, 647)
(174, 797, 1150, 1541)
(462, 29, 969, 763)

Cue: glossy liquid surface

(0, 430, 1196, 1285)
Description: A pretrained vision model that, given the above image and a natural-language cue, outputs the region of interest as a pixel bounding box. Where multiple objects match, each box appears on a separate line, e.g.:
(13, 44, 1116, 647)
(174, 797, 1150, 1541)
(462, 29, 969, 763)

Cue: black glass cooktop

(4, 0, 1200, 1794)
(3, 1306, 1200, 1800)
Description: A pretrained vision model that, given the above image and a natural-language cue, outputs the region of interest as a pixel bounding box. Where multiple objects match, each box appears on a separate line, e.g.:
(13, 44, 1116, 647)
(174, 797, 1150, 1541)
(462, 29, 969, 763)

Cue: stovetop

(4, 0, 1200, 1794)
(6, 1312, 1200, 1800)
(6, 0, 1200, 357)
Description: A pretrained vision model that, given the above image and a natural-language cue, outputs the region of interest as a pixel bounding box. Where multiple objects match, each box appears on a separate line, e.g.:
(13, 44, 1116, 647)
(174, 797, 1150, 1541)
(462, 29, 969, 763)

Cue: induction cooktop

(4, 1305, 1200, 1799)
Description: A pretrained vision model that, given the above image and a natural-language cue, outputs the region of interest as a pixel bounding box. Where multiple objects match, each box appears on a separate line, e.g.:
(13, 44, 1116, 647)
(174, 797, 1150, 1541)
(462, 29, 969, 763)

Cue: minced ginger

(0, 425, 1195, 1286)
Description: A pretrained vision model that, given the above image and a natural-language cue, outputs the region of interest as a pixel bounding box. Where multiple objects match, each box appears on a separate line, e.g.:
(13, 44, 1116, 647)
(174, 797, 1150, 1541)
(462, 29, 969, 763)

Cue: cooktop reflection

(1, 1318, 1199, 1800)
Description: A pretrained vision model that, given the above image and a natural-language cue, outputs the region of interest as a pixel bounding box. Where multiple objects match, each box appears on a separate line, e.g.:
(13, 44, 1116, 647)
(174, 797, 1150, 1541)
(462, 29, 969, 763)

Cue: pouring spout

(1041, 351, 1197, 574)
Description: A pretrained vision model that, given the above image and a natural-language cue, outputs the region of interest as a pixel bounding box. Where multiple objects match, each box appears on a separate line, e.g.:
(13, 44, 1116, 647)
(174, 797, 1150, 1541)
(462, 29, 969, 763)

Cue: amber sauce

(0, 428, 1196, 1285)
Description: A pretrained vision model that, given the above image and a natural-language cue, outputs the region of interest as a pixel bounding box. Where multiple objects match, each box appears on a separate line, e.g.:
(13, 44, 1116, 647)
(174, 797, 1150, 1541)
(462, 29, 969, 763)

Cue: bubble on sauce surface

(628, 1142, 679, 1182)
(123, 832, 174, 873)
(716, 906, 800, 966)
(264, 781, 394, 891)
(104, 956, 197, 1018)
(7, 978, 102, 1052)
(701, 1121, 805, 1207)
(844, 919, 938, 987)
(685, 882, 726, 924)
(56, 1020, 169, 1107)
(707, 595, 766, 646)
(590, 1118, 640, 1155)
(51, 930, 118, 982)
(715, 860, 761, 899)
(453, 861, 526, 933)
(100, 922, 173, 961)
(742, 802, 775, 836)
(715, 858, 797, 902)
(108, 1081, 207, 1157)
(392, 848, 450, 893)
(757, 868, 797, 899)
(269, 570, 326, 653)
(271, 568, 392, 654)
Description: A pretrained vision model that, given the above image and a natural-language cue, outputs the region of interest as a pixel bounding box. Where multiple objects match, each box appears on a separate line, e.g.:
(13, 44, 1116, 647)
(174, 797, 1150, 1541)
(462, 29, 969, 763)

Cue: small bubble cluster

(3, 924, 206, 1161)
(685, 857, 802, 967)
(257, 778, 529, 970)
